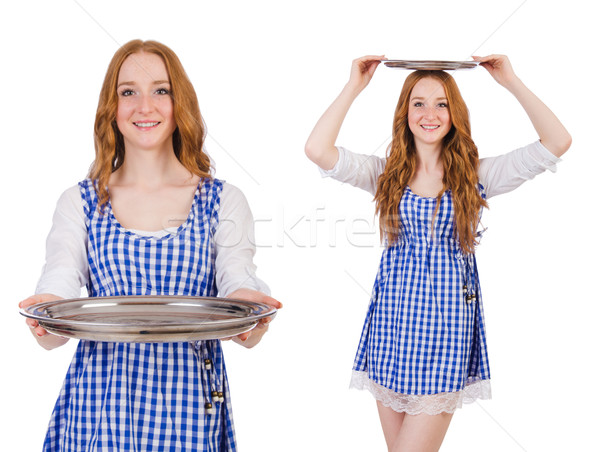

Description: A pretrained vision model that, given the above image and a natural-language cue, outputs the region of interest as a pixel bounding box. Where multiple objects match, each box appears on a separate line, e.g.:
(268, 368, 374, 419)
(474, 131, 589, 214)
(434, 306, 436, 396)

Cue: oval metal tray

(20, 295, 277, 342)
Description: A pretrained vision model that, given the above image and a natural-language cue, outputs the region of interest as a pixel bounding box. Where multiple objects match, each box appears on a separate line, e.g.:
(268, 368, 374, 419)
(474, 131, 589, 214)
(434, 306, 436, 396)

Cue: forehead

(117, 52, 169, 84)
(410, 77, 446, 98)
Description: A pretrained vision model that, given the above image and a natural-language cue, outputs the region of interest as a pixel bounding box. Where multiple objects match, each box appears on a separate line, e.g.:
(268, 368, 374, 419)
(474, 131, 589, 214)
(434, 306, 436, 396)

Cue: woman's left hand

(222, 288, 282, 348)
(474, 54, 571, 157)
(472, 54, 519, 88)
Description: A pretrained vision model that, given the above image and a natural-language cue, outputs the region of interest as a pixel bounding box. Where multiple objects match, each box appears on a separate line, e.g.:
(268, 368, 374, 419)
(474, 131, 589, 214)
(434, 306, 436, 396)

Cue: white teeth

(421, 125, 439, 130)
(134, 122, 159, 127)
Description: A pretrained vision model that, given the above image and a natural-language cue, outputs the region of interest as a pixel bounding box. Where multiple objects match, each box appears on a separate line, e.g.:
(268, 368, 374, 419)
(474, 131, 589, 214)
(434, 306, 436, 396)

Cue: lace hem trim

(349, 371, 491, 415)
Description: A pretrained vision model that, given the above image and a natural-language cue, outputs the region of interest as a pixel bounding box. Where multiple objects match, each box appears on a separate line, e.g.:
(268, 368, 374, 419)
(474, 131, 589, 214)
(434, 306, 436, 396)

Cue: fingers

(473, 54, 518, 88)
(26, 318, 48, 336)
(26, 319, 48, 337)
(233, 323, 268, 348)
(353, 55, 387, 65)
(33, 325, 48, 337)
(257, 295, 282, 310)
(20, 294, 62, 338)
(353, 55, 386, 74)
(472, 54, 507, 62)
(472, 54, 511, 71)
(19, 294, 45, 309)
(353, 54, 387, 63)
(222, 290, 279, 347)
(226, 288, 283, 310)
(19, 293, 62, 309)
(237, 331, 251, 342)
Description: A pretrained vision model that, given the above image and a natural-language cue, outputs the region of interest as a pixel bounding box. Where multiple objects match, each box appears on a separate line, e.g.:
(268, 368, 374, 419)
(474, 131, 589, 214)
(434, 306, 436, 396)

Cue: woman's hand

(347, 55, 386, 93)
(222, 288, 282, 349)
(19, 294, 70, 350)
(305, 55, 385, 170)
(472, 54, 519, 89)
(473, 54, 571, 157)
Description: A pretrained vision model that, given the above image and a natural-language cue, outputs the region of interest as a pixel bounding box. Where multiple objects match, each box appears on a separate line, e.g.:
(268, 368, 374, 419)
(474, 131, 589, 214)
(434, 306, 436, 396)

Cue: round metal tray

(20, 295, 277, 342)
(383, 60, 479, 70)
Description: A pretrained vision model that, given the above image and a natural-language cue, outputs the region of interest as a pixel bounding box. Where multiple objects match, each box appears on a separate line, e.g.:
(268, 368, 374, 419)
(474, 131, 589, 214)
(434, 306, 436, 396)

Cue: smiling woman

(91, 40, 212, 213)
(407, 79, 452, 152)
(115, 53, 177, 153)
(304, 54, 570, 452)
(18, 39, 282, 452)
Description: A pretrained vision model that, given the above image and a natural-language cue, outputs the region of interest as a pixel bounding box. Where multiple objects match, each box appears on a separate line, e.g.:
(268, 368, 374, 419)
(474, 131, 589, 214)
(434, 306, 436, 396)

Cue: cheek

(116, 99, 134, 124)
(441, 111, 451, 130)
(160, 98, 174, 121)
(407, 109, 419, 131)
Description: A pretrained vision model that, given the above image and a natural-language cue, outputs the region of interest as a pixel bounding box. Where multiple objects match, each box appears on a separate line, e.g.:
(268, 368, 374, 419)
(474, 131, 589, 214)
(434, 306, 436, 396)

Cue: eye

(413, 102, 424, 107)
(119, 88, 135, 97)
(437, 102, 448, 108)
(155, 87, 170, 95)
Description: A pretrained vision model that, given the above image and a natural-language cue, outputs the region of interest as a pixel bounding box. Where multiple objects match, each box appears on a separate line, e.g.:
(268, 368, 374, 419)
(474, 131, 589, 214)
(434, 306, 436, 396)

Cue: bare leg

(376, 401, 405, 451)
(391, 412, 453, 452)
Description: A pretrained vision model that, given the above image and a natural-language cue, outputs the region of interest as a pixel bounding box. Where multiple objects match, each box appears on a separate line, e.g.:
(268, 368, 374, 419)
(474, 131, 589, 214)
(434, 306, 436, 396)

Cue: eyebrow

(410, 96, 448, 101)
(117, 79, 171, 88)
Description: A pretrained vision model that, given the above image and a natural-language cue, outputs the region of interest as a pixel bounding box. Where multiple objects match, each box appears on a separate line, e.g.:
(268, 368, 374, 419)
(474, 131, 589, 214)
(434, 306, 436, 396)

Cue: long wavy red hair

(89, 40, 211, 211)
(374, 71, 487, 254)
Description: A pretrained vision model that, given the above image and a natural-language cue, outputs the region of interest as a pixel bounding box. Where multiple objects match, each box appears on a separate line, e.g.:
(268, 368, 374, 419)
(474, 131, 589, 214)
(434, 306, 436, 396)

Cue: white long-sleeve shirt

(36, 182, 269, 299)
(320, 140, 560, 198)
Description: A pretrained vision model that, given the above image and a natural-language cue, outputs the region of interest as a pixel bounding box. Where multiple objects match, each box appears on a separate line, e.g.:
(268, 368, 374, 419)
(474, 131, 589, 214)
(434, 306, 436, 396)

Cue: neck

(415, 143, 443, 173)
(112, 144, 192, 188)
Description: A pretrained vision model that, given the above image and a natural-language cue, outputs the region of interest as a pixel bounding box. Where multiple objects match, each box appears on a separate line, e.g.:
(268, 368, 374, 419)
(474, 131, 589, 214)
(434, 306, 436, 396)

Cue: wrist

(503, 75, 525, 94)
(342, 81, 365, 98)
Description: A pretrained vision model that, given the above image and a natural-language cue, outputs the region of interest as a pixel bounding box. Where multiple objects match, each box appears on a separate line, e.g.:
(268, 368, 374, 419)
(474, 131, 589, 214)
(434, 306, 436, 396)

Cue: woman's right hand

(305, 55, 385, 170)
(19, 294, 69, 350)
(347, 55, 386, 93)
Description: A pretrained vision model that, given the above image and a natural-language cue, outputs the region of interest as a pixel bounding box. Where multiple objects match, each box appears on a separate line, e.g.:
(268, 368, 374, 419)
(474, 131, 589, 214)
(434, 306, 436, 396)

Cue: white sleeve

(479, 140, 562, 199)
(35, 185, 89, 299)
(214, 183, 270, 297)
(319, 146, 386, 196)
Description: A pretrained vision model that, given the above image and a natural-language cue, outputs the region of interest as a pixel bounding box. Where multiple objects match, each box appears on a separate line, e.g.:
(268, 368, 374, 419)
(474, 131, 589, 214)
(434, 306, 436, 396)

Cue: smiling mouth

(421, 125, 440, 130)
(134, 122, 160, 128)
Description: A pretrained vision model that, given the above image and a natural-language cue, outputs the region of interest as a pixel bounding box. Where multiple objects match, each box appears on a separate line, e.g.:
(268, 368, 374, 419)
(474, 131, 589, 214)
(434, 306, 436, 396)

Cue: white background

(1, 1, 597, 451)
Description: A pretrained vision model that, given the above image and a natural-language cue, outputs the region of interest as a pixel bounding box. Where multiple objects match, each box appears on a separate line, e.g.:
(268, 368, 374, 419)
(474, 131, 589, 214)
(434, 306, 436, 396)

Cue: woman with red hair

(20, 40, 281, 451)
(305, 55, 570, 451)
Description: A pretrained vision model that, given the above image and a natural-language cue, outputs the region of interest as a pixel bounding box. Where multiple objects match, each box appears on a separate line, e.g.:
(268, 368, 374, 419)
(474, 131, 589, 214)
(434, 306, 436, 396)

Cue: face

(407, 77, 452, 151)
(116, 52, 176, 153)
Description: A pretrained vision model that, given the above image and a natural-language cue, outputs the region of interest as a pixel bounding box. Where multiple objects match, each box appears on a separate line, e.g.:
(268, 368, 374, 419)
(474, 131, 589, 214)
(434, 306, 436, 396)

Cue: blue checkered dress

(352, 185, 490, 397)
(43, 178, 237, 451)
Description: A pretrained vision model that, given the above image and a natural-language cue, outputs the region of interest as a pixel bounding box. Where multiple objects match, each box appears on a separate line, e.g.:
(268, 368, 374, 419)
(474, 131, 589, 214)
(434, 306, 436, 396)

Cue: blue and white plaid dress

(324, 142, 561, 415)
(350, 186, 491, 414)
(43, 178, 237, 451)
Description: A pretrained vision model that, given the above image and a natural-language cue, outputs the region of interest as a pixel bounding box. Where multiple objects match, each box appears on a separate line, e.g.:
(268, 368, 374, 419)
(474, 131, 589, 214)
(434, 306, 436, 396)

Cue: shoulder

(51, 183, 87, 226)
(57, 184, 85, 211)
(221, 181, 245, 200)
(61, 184, 83, 202)
(220, 182, 250, 211)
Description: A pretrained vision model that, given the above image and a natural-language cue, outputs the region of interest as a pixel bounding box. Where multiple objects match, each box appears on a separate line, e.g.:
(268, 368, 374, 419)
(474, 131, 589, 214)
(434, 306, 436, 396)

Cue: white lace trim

(350, 371, 491, 415)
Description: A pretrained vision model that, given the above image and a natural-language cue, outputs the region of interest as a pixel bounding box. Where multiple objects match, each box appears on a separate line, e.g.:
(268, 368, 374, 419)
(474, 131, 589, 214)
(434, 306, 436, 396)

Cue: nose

(424, 105, 437, 119)
(136, 92, 155, 114)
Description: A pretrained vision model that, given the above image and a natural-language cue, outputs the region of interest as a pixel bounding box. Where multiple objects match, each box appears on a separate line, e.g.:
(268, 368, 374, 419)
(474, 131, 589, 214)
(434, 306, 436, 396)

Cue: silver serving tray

(20, 296, 277, 342)
(383, 60, 479, 70)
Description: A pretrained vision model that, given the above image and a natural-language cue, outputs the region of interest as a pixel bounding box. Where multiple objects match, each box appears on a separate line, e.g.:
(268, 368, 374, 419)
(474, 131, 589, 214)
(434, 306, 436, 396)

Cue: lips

(133, 121, 160, 128)
(421, 125, 440, 131)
